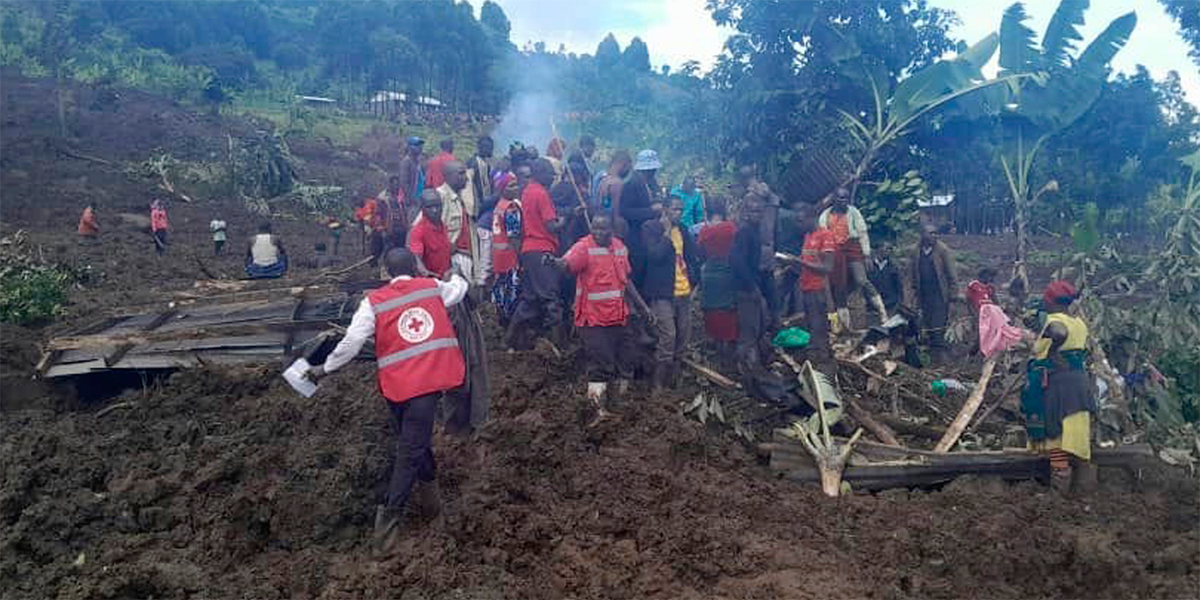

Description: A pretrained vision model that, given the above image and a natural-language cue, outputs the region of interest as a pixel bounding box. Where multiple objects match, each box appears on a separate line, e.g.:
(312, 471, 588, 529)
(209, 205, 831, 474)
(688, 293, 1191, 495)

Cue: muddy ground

(2, 73, 1198, 599)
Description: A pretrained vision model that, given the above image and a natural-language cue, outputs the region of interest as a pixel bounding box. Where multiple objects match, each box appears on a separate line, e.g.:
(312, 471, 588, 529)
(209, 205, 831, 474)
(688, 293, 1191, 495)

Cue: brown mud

(2, 72, 1198, 599)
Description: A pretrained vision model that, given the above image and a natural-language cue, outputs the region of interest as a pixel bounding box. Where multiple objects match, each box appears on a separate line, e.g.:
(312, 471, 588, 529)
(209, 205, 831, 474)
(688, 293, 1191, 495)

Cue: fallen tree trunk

(935, 357, 997, 452)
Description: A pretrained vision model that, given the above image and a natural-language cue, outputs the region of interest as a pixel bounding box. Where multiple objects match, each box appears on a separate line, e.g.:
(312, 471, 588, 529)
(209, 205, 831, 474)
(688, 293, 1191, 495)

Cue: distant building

(295, 95, 337, 113)
(365, 91, 444, 115)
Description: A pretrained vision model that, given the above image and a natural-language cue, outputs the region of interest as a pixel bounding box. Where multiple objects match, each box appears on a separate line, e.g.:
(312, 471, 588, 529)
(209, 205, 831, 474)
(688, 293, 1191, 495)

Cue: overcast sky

(501, 0, 1199, 104)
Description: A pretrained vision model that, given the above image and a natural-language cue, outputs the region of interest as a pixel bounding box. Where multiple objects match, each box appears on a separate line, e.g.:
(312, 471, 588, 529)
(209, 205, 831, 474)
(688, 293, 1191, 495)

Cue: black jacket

(640, 220, 699, 301)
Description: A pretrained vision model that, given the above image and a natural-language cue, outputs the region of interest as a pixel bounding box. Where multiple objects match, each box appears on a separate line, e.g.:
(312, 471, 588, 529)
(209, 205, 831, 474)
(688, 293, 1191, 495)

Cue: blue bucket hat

(634, 149, 662, 171)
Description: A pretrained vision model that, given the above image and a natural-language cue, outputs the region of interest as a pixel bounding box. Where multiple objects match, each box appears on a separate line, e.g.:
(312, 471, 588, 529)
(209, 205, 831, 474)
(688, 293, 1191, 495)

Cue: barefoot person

(305, 248, 468, 554)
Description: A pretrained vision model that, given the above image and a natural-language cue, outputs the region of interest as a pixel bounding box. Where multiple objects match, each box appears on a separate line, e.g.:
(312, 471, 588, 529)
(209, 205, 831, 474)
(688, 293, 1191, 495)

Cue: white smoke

(489, 52, 566, 154)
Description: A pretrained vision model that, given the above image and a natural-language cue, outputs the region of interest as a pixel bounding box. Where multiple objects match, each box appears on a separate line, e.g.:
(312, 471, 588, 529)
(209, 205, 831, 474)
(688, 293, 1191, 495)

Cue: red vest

(491, 198, 519, 274)
(367, 278, 465, 403)
(571, 236, 631, 328)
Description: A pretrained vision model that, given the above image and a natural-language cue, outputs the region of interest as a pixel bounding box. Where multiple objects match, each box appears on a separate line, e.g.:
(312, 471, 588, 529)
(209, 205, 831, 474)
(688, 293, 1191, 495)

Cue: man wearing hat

(614, 149, 663, 289)
(1022, 280, 1096, 494)
(398, 137, 425, 204)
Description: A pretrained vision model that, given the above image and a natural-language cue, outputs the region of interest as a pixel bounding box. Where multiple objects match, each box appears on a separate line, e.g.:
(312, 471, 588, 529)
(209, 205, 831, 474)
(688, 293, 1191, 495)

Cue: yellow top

(1033, 312, 1088, 359)
(671, 226, 692, 297)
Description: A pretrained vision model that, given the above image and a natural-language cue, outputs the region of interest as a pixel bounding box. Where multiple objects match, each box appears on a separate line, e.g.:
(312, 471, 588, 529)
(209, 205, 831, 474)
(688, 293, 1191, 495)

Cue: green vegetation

(0, 264, 70, 326)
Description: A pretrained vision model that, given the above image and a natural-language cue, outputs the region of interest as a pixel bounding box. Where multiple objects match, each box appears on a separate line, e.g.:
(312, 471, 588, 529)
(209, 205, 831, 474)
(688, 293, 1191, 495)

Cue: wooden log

(876, 414, 947, 441)
(935, 356, 997, 452)
(683, 358, 740, 389)
(843, 396, 902, 447)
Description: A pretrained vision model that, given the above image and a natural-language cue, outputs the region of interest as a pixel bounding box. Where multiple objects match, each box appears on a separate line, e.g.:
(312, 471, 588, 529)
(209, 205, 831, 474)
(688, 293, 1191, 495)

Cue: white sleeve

(321, 298, 375, 373)
(437, 274, 469, 308)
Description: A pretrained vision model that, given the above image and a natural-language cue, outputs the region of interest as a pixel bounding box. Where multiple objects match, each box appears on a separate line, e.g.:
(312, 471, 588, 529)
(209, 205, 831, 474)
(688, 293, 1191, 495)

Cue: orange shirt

(826, 212, 850, 246)
(799, 228, 837, 292)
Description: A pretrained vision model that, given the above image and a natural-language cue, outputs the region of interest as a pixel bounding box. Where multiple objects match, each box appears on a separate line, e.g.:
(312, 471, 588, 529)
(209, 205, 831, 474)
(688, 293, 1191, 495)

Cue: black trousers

(801, 289, 832, 369)
(735, 289, 769, 373)
(580, 325, 631, 381)
(385, 393, 438, 510)
(508, 252, 562, 343)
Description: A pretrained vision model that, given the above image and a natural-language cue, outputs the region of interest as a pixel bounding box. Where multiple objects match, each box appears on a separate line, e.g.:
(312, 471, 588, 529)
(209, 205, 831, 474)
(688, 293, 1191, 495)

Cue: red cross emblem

(397, 307, 435, 343)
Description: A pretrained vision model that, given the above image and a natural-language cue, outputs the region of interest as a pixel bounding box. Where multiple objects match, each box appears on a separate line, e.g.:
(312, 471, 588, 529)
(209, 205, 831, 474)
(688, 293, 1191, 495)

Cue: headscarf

(493, 171, 516, 195)
(1042, 280, 1078, 309)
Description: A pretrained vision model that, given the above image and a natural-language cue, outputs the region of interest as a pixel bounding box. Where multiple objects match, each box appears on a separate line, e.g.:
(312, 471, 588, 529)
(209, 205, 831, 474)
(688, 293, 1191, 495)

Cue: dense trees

(0, 0, 1195, 230)
(1161, 0, 1200, 68)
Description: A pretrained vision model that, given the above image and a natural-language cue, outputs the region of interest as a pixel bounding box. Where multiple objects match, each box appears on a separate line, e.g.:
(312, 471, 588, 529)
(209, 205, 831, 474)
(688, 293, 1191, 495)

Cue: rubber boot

(828, 312, 842, 336)
(837, 307, 852, 333)
(586, 382, 611, 426)
(652, 364, 669, 393)
(414, 481, 442, 519)
(615, 379, 630, 397)
(870, 294, 889, 325)
(372, 504, 404, 557)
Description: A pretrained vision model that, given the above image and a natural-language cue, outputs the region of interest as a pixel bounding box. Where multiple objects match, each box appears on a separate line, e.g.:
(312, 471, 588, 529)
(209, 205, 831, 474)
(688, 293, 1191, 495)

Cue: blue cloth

(245, 254, 288, 279)
(670, 185, 705, 229)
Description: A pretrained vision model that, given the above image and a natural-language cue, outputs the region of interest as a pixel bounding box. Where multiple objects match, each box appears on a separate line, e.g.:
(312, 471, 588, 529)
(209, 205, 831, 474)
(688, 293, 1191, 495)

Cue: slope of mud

(2, 350, 1196, 600)
(3, 71, 1197, 600)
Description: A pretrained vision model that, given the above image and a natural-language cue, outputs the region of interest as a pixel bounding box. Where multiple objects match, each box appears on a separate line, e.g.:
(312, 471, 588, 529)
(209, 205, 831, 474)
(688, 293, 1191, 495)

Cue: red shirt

(799, 228, 837, 292)
(697, 221, 736, 259)
(408, 217, 452, 277)
(425, 151, 455, 190)
(565, 235, 631, 327)
(520, 181, 558, 254)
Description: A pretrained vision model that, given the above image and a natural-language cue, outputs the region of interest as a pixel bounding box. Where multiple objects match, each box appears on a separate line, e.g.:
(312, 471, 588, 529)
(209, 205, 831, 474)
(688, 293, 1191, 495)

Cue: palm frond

(1042, 0, 1088, 68)
(1076, 12, 1137, 75)
(1000, 3, 1041, 71)
(799, 360, 843, 435)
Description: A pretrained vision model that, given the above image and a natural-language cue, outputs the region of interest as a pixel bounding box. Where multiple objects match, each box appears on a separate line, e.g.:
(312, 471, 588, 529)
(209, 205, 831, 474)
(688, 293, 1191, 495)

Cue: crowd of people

(75, 133, 1100, 554)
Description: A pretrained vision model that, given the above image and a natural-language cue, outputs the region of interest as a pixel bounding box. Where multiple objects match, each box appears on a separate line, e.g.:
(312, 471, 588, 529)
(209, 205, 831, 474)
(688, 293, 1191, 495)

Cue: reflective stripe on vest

(493, 242, 510, 250)
(587, 247, 627, 256)
(372, 287, 441, 315)
(377, 337, 461, 368)
(587, 290, 623, 301)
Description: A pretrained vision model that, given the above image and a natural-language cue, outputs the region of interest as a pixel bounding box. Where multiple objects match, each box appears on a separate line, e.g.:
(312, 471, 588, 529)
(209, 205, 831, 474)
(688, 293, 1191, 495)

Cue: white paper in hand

(283, 358, 318, 398)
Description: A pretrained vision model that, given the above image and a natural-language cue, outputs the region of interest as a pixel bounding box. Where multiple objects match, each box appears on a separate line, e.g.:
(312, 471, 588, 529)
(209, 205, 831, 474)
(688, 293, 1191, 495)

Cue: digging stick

(934, 356, 997, 452)
(548, 118, 591, 222)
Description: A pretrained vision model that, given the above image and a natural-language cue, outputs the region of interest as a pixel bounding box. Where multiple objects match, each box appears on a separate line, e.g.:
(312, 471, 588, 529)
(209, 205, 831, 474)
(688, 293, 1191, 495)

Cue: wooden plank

(45, 358, 108, 377)
(110, 355, 201, 370)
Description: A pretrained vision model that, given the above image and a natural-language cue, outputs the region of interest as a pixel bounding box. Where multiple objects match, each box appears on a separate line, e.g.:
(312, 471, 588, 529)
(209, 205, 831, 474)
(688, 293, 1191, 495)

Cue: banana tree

(994, 0, 1137, 290)
(840, 33, 1028, 198)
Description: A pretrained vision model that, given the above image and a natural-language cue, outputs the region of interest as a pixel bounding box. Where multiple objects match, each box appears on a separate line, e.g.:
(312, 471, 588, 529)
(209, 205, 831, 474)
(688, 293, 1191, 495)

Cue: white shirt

(320, 274, 469, 374)
(250, 234, 279, 266)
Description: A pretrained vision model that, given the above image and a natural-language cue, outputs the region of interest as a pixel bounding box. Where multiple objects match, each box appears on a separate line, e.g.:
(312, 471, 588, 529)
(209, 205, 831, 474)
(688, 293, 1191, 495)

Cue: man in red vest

(547, 214, 651, 425)
(305, 248, 468, 554)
